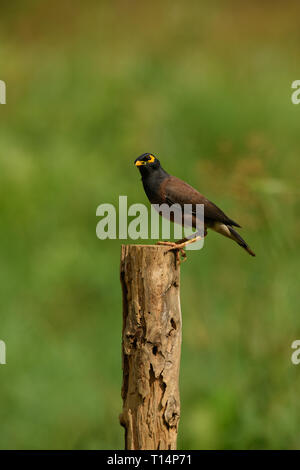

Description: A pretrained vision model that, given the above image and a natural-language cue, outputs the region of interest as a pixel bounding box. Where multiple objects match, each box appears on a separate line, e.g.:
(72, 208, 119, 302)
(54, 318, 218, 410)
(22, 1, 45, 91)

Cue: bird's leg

(157, 235, 203, 262)
(173, 227, 207, 246)
(156, 240, 187, 262)
(156, 241, 176, 247)
(156, 236, 198, 247)
(173, 236, 203, 262)
(156, 227, 206, 248)
(172, 235, 203, 250)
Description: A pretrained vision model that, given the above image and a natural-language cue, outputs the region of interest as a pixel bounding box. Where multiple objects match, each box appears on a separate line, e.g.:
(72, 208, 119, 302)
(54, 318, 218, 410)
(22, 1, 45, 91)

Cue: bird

(134, 153, 255, 257)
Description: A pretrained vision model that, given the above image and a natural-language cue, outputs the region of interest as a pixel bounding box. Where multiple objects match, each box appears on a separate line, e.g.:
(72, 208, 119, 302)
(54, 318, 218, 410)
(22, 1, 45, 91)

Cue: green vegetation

(0, 1, 299, 449)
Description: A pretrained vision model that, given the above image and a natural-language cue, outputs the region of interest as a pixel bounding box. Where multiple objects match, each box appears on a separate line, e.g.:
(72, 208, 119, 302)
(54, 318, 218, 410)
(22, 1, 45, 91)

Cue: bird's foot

(156, 241, 187, 262)
(157, 236, 202, 262)
(169, 235, 203, 262)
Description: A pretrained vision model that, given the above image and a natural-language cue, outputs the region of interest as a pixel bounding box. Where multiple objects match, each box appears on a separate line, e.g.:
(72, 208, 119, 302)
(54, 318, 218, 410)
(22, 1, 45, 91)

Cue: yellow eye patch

(135, 155, 155, 166)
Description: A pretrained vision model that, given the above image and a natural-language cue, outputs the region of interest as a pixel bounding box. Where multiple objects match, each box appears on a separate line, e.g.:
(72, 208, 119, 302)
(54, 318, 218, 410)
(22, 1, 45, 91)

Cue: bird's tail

(228, 226, 256, 257)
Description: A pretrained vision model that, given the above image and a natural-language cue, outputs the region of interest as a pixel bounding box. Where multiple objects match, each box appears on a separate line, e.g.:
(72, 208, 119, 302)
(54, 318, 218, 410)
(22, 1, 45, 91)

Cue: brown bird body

(135, 153, 255, 257)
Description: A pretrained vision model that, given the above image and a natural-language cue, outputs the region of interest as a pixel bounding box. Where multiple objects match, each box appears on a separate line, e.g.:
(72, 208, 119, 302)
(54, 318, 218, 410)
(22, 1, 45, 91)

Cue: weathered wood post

(119, 244, 182, 450)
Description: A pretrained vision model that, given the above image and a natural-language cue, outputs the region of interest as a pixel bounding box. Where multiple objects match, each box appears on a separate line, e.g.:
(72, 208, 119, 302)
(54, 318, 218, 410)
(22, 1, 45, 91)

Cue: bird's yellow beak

(135, 161, 145, 166)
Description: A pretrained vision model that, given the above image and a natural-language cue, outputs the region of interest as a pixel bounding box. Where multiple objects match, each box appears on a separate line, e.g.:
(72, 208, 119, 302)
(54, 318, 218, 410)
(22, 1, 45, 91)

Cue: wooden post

(119, 245, 182, 450)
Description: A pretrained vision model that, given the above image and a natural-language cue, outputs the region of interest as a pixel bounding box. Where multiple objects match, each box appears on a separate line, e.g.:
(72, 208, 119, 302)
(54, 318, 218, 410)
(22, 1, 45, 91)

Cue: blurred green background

(0, 0, 300, 450)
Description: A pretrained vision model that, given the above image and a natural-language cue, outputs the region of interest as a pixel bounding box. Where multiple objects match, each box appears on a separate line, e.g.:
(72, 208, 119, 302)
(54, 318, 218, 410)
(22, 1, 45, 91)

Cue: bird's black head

(134, 153, 161, 177)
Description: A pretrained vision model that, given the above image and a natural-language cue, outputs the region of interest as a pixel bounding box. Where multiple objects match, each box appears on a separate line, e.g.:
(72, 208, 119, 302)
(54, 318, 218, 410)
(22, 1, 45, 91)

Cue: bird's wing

(161, 176, 241, 227)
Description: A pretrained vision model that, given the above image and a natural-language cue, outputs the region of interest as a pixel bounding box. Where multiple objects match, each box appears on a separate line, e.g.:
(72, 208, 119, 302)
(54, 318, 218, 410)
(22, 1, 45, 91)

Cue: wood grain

(120, 245, 182, 450)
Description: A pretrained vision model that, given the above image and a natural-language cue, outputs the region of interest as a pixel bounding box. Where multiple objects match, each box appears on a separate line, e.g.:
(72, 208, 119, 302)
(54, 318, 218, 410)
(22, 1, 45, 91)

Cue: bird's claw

(157, 236, 203, 263)
(156, 241, 187, 263)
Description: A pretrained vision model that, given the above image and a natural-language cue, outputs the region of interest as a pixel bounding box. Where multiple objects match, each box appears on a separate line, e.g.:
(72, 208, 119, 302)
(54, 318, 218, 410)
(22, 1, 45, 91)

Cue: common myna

(134, 153, 255, 257)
